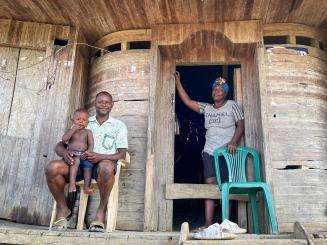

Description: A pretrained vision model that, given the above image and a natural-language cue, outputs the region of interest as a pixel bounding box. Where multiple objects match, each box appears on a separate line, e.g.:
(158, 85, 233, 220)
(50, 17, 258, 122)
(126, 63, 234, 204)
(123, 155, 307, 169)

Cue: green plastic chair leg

(221, 184, 230, 221)
(262, 185, 278, 234)
(249, 192, 260, 234)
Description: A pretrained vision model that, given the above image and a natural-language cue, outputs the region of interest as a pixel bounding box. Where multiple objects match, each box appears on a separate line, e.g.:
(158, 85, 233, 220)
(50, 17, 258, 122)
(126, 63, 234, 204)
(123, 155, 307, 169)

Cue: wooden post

(287, 35, 296, 45)
(143, 154, 155, 231)
(77, 187, 89, 230)
(233, 67, 247, 230)
(179, 222, 190, 245)
(121, 42, 129, 51)
(144, 43, 161, 231)
(106, 162, 122, 232)
(154, 57, 175, 231)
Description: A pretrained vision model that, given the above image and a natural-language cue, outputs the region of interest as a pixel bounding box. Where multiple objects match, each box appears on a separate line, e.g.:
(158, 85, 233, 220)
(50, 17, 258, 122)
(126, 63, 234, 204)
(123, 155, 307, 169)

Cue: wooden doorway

(145, 21, 265, 232)
(173, 64, 244, 230)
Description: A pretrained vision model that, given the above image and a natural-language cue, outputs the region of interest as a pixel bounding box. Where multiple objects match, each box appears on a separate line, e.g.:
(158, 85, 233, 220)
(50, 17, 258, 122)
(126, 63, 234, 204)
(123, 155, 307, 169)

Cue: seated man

(45, 91, 128, 232)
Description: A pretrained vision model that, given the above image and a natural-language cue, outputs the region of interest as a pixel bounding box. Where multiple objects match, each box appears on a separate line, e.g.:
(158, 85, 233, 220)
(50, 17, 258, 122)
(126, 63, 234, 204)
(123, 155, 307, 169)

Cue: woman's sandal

(89, 220, 105, 232)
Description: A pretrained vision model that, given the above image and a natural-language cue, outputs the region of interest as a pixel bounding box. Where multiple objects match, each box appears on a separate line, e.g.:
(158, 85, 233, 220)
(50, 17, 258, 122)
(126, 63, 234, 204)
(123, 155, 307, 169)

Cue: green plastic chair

(213, 146, 278, 234)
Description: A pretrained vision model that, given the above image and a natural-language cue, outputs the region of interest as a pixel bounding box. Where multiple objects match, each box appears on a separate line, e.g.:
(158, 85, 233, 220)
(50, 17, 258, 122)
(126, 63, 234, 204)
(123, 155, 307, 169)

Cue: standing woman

(175, 72, 245, 228)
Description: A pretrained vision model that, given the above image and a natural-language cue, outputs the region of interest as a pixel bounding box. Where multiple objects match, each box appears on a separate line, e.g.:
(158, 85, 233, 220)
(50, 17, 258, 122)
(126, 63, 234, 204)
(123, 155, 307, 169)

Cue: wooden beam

(152, 21, 261, 46)
(95, 29, 151, 49)
(166, 184, 248, 202)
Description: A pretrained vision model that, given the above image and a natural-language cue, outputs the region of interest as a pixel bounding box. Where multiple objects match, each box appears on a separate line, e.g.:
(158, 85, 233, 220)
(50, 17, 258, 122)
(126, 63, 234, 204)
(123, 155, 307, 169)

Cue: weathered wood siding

(262, 47, 327, 232)
(87, 50, 150, 231)
(0, 19, 88, 225)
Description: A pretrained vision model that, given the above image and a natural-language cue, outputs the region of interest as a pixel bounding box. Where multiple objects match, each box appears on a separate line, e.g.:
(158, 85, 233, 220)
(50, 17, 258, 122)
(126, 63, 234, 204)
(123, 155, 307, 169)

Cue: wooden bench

(49, 153, 130, 232)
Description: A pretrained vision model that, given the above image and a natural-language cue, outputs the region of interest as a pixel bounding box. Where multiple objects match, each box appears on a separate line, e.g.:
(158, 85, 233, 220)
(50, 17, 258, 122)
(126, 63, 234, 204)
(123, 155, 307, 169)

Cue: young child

(62, 108, 94, 195)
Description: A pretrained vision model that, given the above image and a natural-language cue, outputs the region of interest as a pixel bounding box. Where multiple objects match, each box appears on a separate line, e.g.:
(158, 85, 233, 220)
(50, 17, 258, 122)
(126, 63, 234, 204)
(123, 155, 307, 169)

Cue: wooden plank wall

(0, 19, 88, 225)
(262, 47, 327, 232)
(87, 50, 150, 231)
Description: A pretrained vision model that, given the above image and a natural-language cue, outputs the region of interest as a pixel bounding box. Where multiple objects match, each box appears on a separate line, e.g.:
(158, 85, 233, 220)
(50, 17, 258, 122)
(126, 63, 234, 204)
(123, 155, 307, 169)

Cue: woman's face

(212, 86, 227, 102)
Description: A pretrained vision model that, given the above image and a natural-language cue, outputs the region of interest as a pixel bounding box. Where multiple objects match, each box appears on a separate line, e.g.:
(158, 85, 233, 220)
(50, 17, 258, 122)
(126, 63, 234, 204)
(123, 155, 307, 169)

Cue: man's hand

(227, 141, 237, 155)
(63, 149, 75, 165)
(84, 150, 103, 163)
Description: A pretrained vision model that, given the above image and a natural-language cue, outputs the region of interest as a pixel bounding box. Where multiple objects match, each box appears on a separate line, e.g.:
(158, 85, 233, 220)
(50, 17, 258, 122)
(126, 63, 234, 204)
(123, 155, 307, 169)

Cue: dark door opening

(173, 64, 240, 230)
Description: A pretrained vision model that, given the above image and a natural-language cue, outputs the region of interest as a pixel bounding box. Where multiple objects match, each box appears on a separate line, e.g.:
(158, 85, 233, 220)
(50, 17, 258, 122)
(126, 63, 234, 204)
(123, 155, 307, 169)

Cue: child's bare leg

(83, 168, 94, 194)
(69, 157, 80, 192)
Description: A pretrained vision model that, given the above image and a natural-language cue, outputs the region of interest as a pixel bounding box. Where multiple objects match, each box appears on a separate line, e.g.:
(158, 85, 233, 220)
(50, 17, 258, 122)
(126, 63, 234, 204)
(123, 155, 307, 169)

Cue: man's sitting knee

(45, 160, 62, 176)
(99, 160, 115, 173)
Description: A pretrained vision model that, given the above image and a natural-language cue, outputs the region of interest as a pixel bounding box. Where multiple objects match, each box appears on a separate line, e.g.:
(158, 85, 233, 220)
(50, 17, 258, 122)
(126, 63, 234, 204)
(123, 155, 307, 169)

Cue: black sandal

(89, 220, 105, 232)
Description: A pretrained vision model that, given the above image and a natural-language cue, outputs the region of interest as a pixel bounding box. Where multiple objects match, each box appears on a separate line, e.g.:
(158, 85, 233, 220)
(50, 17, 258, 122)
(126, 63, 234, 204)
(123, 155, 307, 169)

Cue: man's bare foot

(56, 205, 71, 219)
(84, 187, 94, 195)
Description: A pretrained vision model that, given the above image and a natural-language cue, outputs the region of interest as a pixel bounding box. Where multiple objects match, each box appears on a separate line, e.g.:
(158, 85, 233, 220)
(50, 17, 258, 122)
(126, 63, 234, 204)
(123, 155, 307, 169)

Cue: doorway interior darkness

(173, 64, 240, 230)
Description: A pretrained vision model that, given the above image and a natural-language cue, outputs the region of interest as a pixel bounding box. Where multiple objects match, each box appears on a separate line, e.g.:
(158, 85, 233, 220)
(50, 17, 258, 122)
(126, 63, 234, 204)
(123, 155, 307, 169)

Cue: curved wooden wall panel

(263, 23, 327, 44)
(263, 47, 327, 232)
(87, 50, 150, 231)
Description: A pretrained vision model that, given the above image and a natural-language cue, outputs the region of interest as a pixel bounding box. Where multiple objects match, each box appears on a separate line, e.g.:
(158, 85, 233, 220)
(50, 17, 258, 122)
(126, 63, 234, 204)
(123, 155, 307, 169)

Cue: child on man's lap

(62, 108, 94, 195)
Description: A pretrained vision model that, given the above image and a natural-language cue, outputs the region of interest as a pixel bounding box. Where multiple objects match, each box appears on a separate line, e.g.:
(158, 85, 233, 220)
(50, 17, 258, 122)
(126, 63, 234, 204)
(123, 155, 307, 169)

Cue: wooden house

(0, 0, 326, 236)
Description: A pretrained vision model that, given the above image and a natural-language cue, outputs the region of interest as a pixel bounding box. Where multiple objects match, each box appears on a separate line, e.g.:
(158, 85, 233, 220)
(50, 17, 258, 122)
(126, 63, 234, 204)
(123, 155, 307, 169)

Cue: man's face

(73, 112, 88, 128)
(95, 94, 113, 116)
(212, 86, 227, 102)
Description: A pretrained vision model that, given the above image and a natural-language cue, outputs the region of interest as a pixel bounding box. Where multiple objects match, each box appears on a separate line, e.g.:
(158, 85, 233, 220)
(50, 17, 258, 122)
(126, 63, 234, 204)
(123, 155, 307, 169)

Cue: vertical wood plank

(0, 47, 20, 135)
(233, 67, 247, 230)
(154, 56, 175, 231)
(144, 43, 160, 231)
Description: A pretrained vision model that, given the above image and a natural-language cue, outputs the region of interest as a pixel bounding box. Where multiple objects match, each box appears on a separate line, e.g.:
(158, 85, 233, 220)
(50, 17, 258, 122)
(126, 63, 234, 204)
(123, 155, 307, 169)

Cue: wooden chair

(49, 153, 130, 232)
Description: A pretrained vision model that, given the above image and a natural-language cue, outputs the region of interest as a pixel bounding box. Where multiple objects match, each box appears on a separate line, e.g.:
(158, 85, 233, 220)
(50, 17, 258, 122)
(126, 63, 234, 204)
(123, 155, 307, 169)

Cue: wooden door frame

(144, 21, 267, 232)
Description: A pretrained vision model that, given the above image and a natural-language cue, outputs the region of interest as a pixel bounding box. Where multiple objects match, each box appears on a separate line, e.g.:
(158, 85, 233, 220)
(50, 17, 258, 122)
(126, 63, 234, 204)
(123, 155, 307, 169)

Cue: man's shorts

(76, 160, 117, 181)
(202, 151, 229, 182)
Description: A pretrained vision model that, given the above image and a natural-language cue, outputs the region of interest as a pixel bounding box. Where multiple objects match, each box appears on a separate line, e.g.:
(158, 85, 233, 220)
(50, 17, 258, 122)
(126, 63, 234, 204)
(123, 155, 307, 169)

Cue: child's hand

(72, 124, 83, 131)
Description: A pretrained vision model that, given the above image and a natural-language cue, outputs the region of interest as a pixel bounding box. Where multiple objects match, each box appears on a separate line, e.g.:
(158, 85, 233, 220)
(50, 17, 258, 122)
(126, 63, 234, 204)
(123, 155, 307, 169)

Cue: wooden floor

(0, 220, 326, 245)
(0, 220, 180, 245)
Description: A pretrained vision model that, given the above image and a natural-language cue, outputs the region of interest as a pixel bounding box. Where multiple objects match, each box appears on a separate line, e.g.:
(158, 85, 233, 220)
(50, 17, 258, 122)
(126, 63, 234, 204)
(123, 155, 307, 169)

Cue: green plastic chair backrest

(213, 146, 262, 190)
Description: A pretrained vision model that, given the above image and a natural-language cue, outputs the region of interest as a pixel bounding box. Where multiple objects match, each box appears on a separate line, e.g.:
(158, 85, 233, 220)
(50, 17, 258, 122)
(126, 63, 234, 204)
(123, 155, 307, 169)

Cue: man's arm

(101, 148, 126, 161)
(84, 148, 126, 163)
(55, 141, 75, 165)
